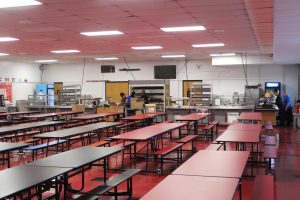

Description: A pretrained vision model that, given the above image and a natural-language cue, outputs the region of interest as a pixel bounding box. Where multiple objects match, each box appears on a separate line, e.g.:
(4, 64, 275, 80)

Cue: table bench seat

(206, 143, 222, 151)
(89, 140, 110, 147)
(77, 169, 141, 200)
(154, 143, 183, 175)
(24, 139, 67, 161)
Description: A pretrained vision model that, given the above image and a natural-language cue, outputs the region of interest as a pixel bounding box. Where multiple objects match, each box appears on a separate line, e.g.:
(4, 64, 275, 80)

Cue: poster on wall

(0, 83, 12, 103)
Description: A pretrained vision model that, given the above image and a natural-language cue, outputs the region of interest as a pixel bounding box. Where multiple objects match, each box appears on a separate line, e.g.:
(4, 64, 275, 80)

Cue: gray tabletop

(0, 121, 64, 135)
(26, 146, 124, 168)
(0, 142, 30, 153)
(33, 122, 122, 139)
(0, 165, 71, 199)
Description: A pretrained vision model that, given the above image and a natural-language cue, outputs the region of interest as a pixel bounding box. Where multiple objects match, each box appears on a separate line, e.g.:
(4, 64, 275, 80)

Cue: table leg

(7, 151, 10, 168)
(104, 158, 107, 183)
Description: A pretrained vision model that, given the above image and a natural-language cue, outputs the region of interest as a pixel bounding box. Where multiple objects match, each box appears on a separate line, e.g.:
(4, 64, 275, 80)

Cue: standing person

(282, 91, 293, 126)
(119, 92, 127, 106)
(274, 89, 284, 126)
(140, 90, 149, 105)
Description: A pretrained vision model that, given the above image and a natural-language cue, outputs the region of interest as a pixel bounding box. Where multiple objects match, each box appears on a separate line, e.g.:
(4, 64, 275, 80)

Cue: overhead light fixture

(193, 43, 225, 48)
(0, 53, 9, 56)
(80, 31, 124, 36)
(161, 26, 206, 32)
(0, 37, 19, 42)
(162, 55, 186, 58)
(51, 50, 80, 54)
(95, 57, 119, 61)
(0, 0, 42, 8)
(35, 59, 58, 63)
(210, 53, 236, 57)
(131, 46, 163, 50)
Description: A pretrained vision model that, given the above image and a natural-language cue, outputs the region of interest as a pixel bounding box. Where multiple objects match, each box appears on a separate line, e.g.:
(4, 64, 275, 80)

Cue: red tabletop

(216, 129, 260, 143)
(110, 122, 186, 141)
(0, 111, 39, 117)
(172, 150, 249, 178)
(71, 112, 123, 120)
(121, 112, 164, 121)
(140, 175, 239, 200)
(23, 111, 81, 119)
(238, 112, 262, 121)
(176, 113, 210, 121)
(228, 123, 262, 132)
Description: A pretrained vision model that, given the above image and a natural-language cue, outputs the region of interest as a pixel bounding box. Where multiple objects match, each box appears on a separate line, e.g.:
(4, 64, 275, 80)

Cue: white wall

(43, 60, 299, 104)
(0, 61, 41, 103)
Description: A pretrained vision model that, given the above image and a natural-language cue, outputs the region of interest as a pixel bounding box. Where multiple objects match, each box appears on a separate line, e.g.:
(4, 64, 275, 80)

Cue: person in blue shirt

(282, 91, 293, 126)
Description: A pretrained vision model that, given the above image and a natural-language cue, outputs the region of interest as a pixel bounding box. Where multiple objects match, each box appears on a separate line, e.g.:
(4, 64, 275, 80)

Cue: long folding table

(238, 112, 262, 124)
(0, 142, 30, 168)
(22, 111, 82, 121)
(0, 121, 65, 137)
(26, 146, 124, 199)
(216, 129, 261, 151)
(172, 150, 250, 200)
(121, 112, 165, 126)
(0, 165, 71, 199)
(0, 111, 39, 120)
(71, 112, 124, 123)
(176, 113, 211, 134)
(110, 122, 187, 171)
(140, 175, 239, 200)
(33, 122, 122, 149)
(227, 123, 262, 132)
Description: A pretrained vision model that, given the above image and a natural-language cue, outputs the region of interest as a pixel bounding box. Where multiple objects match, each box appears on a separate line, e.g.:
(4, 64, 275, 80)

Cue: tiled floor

(2, 125, 300, 199)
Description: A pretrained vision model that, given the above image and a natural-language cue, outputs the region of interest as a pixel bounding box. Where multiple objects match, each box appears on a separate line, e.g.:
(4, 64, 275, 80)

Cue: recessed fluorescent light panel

(0, 53, 9, 56)
(51, 50, 80, 54)
(35, 60, 58, 63)
(95, 57, 119, 61)
(0, 37, 19, 42)
(193, 43, 225, 48)
(80, 31, 124, 36)
(210, 53, 236, 57)
(161, 26, 206, 32)
(0, 0, 42, 8)
(131, 46, 163, 50)
(162, 55, 186, 58)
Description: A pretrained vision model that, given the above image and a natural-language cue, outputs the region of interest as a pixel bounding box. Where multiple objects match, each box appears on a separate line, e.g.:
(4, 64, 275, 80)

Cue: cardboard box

(145, 104, 156, 113)
(72, 104, 85, 112)
(131, 98, 144, 109)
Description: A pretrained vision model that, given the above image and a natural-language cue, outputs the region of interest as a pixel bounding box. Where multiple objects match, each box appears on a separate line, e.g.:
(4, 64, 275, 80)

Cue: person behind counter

(140, 90, 149, 105)
(274, 88, 284, 126)
(282, 91, 293, 126)
(119, 92, 128, 106)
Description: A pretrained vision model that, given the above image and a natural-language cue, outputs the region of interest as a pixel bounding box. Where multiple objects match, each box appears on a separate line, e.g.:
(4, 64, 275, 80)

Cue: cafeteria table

(227, 123, 262, 132)
(71, 112, 124, 123)
(110, 122, 187, 171)
(22, 111, 82, 121)
(120, 112, 165, 126)
(0, 121, 65, 137)
(0, 111, 39, 120)
(0, 165, 71, 199)
(176, 113, 211, 134)
(26, 146, 124, 197)
(172, 150, 249, 200)
(216, 129, 261, 151)
(238, 112, 262, 124)
(140, 175, 239, 200)
(0, 142, 30, 168)
(33, 122, 122, 148)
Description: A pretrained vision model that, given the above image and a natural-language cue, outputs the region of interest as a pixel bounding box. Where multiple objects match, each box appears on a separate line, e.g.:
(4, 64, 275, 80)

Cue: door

(105, 81, 129, 102)
(183, 80, 202, 105)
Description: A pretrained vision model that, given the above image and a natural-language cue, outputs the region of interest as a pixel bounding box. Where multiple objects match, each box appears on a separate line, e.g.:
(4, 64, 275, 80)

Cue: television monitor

(154, 65, 176, 79)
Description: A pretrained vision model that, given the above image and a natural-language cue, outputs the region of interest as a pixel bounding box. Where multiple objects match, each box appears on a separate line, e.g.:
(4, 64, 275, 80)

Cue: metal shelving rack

(190, 82, 213, 106)
(129, 80, 170, 112)
(59, 84, 82, 105)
